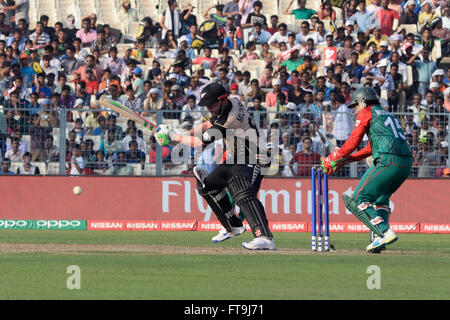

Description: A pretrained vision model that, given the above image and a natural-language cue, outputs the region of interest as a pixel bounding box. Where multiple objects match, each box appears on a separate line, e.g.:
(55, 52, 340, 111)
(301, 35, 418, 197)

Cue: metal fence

(0, 107, 448, 178)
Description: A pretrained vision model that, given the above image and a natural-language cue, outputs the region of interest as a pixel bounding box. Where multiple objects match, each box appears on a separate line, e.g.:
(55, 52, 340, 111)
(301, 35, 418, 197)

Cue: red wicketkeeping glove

(321, 148, 350, 175)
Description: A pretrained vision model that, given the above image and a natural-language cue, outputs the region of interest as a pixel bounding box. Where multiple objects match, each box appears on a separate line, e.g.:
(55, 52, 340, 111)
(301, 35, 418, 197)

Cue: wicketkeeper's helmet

(348, 87, 379, 108)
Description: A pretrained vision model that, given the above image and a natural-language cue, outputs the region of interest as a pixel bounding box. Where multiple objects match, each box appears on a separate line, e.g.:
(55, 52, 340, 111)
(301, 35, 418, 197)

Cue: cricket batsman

(156, 83, 275, 250)
(321, 87, 412, 252)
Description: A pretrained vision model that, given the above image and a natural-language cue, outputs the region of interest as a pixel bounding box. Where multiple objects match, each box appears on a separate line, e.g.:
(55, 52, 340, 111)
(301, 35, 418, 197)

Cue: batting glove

(155, 124, 175, 146)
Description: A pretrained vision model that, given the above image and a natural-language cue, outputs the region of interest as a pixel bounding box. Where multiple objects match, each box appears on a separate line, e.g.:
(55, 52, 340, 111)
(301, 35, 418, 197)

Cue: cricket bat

(99, 96, 157, 131)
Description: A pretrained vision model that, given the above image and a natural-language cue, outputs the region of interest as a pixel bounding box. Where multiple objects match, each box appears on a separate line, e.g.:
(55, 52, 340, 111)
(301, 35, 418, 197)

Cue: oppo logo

(0, 220, 27, 227)
(37, 220, 82, 228)
(0, 220, 82, 228)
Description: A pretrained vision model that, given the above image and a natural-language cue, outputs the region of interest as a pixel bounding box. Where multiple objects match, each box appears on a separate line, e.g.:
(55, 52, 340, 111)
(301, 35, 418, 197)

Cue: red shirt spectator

(148, 137, 171, 163)
(374, 0, 400, 36)
(85, 78, 99, 95)
(289, 137, 321, 176)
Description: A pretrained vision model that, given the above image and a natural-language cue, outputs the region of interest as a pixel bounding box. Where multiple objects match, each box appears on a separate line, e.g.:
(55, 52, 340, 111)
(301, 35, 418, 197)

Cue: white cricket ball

(73, 186, 82, 195)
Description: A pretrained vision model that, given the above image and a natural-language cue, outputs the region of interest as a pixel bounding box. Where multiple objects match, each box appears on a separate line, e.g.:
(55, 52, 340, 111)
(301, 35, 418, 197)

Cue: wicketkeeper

(321, 87, 412, 252)
(156, 83, 275, 250)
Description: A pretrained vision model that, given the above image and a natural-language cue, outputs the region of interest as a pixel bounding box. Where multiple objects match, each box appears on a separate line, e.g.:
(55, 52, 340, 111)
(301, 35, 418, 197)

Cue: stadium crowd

(0, 0, 448, 177)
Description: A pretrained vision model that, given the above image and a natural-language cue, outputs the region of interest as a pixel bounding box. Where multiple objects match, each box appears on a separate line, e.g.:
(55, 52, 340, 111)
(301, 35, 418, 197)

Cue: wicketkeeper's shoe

(368, 231, 386, 253)
(212, 226, 246, 243)
(366, 228, 398, 251)
(242, 237, 276, 250)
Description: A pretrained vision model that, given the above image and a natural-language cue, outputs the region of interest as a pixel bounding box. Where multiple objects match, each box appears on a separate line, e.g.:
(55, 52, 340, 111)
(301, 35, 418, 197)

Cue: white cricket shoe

(212, 226, 246, 243)
(242, 237, 276, 250)
(366, 228, 398, 251)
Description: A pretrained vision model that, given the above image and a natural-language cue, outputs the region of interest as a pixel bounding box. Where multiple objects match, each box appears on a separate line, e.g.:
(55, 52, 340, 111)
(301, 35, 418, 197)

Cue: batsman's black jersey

(202, 97, 268, 166)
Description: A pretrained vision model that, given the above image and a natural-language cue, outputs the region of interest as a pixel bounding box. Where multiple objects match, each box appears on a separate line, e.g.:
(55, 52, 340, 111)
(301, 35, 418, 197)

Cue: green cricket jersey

(340, 104, 412, 161)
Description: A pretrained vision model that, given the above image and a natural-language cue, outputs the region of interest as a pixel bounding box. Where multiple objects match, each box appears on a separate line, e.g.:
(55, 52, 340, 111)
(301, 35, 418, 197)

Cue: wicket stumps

(311, 167, 330, 251)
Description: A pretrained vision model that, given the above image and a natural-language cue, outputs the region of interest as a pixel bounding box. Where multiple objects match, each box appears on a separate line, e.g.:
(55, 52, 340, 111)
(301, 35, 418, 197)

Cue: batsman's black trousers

(201, 164, 272, 238)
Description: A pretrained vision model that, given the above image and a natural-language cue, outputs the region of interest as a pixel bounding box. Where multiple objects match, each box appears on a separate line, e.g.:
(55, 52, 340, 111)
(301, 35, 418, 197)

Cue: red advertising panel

(0, 176, 448, 232)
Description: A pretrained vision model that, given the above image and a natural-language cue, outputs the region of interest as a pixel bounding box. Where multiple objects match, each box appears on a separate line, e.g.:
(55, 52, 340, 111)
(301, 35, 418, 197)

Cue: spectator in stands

(317, 1, 336, 21)
(259, 42, 275, 65)
(223, 26, 243, 51)
(59, 85, 76, 112)
(76, 18, 97, 48)
(103, 47, 127, 78)
(278, 46, 303, 73)
(401, 0, 419, 24)
(374, 0, 401, 36)
(29, 21, 51, 47)
(121, 125, 146, 152)
(105, 151, 134, 175)
(239, 0, 256, 26)
(343, 0, 358, 22)
(148, 136, 171, 163)
(348, 1, 376, 34)
(4, 137, 24, 162)
(103, 24, 118, 47)
(43, 134, 59, 162)
(283, 0, 317, 19)
(0, 158, 14, 174)
(388, 51, 409, 86)
(17, 151, 40, 175)
(180, 94, 202, 125)
(442, 4, 450, 29)
(265, 15, 279, 35)
(126, 139, 146, 167)
(265, 78, 284, 110)
(242, 1, 266, 28)
(331, 94, 352, 148)
(118, 0, 139, 35)
(337, 36, 355, 62)
(37, 99, 58, 128)
(142, 87, 163, 118)
(237, 70, 251, 99)
(289, 136, 320, 176)
(387, 63, 404, 112)
(92, 149, 108, 174)
(213, 67, 234, 93)
(72, 38, 89, 61)
(268, 23, 291, 49)
(297, 55, 318, 79)
(407, 93, 427, 126)
(5, 128, 27, 154)
(29, 113, 52, 162)
(258, 65, 274, 90)
(99, 128, 121, 160)
(104, 114, 122, 141)
(60, 47, 81, 75)
(248, 22, 271, 45)
(407, 47, 437, 99)
(92, 115, 108, 137)
(82, 140, 97, 169)
(122, 84, 144, 112)
(91, 29, 111, 57)
(2, 0, 29, 25)
(418, 0, 439, 28)
(223, 0, 240, 25)
(67, 145, 83, 175)
(246, 78, 265, 102)
(294, 20, 313, 46)
(73, 54, 102, 82)
(313, 21, 330, 46)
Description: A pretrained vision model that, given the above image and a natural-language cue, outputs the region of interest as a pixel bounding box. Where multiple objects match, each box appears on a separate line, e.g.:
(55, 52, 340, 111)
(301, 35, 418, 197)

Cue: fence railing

(0, 107, 448, 178)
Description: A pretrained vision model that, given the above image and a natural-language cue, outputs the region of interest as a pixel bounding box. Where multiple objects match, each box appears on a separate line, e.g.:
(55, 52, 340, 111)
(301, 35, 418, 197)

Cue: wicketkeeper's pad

(342, 194, 385, 238)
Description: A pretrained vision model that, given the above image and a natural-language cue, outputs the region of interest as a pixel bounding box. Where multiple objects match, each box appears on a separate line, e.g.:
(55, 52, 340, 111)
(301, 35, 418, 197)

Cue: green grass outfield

(0, 230, 449, 300)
